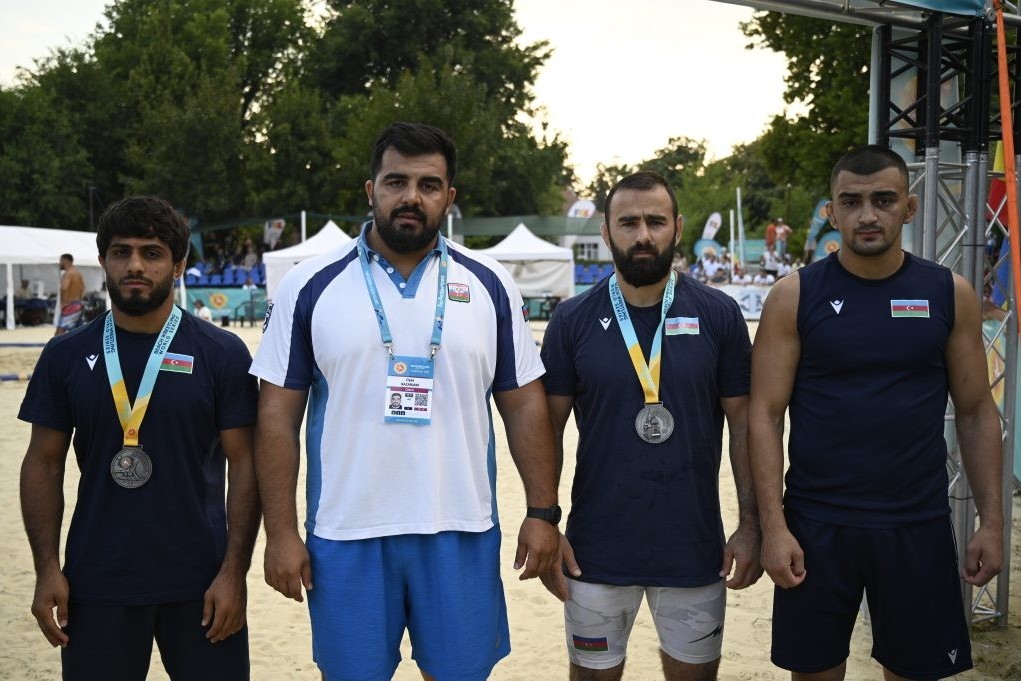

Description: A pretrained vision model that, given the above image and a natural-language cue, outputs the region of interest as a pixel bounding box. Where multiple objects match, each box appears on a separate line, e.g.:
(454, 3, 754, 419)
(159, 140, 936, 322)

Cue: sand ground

(0, 321, 1018, 680)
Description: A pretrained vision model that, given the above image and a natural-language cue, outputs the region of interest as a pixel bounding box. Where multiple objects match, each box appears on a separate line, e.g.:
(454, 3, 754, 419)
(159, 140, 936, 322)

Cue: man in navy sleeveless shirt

(749, 145, 1003, 680)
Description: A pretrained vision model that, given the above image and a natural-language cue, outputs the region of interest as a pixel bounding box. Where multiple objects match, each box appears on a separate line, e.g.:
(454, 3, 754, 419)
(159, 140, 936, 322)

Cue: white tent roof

(0, 225, 105, 330)
(263, 221, 352, 299)
(477, 223, 573, 262)
(477, 223, 575, 299)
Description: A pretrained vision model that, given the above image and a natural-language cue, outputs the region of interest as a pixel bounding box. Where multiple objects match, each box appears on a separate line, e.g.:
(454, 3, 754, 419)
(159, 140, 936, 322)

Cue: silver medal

(110, 447, 152, 488)
(635, 403, 674, 444)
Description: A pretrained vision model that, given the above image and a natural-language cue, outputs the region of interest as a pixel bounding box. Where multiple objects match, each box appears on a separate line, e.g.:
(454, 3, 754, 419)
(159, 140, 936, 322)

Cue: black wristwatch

(526, 504, 562, 525)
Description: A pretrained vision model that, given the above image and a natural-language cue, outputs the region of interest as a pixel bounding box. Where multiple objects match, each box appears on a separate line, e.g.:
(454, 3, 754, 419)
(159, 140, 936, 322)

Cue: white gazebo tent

(0, 225, 105, 330)
(263, 221, 353, 299)
(476, 223, 575, 299)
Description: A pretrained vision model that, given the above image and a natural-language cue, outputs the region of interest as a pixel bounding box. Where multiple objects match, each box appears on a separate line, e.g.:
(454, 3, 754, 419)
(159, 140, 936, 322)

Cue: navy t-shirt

(19, 310, 258, 605)
(541, 275, 751, 587)
(786, 252, 954, 527)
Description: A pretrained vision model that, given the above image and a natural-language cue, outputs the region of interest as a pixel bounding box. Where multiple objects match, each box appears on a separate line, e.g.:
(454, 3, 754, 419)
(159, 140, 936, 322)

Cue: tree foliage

(741, 12, 871, 195)
(0, 0, 567, 229)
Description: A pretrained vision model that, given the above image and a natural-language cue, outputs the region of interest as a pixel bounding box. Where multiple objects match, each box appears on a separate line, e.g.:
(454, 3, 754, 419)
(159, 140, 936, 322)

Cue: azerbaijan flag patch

(890, 299, 929, 318)
(160, 352, 194, 374)
(572, 635, 609, 652)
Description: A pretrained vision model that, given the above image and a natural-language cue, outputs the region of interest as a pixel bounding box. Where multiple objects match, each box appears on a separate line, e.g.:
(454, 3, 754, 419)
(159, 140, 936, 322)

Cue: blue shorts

(772, 511, 972, 679)
(307, 526, 510, 681)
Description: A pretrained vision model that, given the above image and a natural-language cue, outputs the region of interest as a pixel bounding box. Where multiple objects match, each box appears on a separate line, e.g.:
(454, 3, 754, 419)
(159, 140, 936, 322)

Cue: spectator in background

(753, 270, 775, 286)
(765, 220, 777, 253)
(242, 247, 259, 270)
(194, 299, 213, 322)
(16, 279, 32, 299)
(55, 254, 86, 336)
(732, 266, 753, 285)
(775, 218, 791, 257)
(241, 277, 257, 292)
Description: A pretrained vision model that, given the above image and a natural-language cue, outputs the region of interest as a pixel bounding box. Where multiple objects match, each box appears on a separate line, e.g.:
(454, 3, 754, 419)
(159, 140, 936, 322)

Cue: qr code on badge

(415, 394, 428, 406)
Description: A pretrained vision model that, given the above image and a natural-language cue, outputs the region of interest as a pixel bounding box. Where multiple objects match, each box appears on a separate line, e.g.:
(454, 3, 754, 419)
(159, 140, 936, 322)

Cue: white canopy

(0, 225, 106, 330)
(476, 223, 575, 298)
(263, 220, 352, 299)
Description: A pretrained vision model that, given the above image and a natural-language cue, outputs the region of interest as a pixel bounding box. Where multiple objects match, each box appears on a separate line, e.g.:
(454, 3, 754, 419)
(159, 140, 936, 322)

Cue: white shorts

(565, 580, 726, 669)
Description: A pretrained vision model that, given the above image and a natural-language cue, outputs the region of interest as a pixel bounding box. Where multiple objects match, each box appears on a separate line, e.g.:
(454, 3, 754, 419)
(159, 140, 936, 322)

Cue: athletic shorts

(565, 580, 726, 669)
(57, 301, 85, 331)
(772, 511, 972, 679)
(307, 526, 510, 681)
(60, 599, 249, 681)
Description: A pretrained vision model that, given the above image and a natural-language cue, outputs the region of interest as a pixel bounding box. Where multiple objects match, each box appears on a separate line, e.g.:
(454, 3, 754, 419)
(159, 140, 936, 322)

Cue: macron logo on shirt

(86, 354, 98, 371)
(599, 317, 612, 331)
(830, 300, 844, 314)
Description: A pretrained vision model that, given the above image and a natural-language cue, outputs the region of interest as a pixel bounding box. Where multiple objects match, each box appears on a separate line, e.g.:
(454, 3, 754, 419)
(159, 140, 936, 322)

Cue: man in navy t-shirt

(19, 196, 260, 680)
(541, 171, 761, 680)
(749, 145, 1003, 680)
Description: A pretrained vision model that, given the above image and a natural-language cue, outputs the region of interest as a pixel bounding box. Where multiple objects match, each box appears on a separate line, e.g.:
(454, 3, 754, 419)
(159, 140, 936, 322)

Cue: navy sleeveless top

(785, 251, 954, 527)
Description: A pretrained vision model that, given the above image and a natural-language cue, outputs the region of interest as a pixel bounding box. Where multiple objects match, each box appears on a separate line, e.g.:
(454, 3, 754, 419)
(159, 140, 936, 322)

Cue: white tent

(263, 220, 353, 299)
(1, 225, 105, 330)
(476, 223, 575, 299)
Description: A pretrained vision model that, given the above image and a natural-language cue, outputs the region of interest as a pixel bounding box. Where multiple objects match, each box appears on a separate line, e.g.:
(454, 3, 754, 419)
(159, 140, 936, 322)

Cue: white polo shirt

(250, 225, 544, 541)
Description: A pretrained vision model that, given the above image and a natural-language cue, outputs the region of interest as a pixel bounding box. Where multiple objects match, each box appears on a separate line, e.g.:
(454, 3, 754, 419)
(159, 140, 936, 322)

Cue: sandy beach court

(1, 321, 1018, 680)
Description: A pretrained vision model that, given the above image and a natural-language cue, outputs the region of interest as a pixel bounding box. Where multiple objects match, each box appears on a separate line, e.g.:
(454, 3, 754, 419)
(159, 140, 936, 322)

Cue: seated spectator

(193, 299, 213, 322)
(753, 271, 775, 286)
(731, 267, 752, 285)
(243, 246, 259, 270)
(15, 279, 32, 299)
(242, 277, 257, 291)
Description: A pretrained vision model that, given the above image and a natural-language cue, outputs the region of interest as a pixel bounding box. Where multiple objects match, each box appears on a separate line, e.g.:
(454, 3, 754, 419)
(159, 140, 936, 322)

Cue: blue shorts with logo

(772, 511, 972, 680)
(307, 526, 510, 681)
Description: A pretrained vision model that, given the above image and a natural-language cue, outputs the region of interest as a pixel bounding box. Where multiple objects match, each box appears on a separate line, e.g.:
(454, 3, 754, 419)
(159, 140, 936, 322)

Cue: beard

(373, 204, 443, 254)
(608, 233, 676, 287)
(107, 272, 175, 316)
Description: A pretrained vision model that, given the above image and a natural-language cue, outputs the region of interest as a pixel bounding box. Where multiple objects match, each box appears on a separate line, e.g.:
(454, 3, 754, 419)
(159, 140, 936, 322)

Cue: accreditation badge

(384, 355, 434, 425)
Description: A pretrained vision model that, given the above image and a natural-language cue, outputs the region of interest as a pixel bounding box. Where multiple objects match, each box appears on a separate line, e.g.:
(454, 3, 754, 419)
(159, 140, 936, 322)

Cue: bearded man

(250, 122, 562, 681)
(540, 171, 761, 681)
(19, 196, 260, 680)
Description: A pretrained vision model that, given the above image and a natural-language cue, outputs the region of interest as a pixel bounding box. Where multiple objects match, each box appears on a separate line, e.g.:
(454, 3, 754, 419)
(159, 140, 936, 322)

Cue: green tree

(308, 0, 548, 111)
(742, 12, 871, 194)
(0, 86, 92, 227)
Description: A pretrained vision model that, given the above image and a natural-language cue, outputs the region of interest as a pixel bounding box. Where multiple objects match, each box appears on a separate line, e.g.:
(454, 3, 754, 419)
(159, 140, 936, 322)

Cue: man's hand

(202, 568, 248, 642)
(264, 531, 312, 602)
(31, 565, 69, 647)
(962, 523, 1003, 587)
(760, 525, 806, 589)
(720, 522, 763, 590)
(514, 518, 561, 583)
(538, 534, 582, 602)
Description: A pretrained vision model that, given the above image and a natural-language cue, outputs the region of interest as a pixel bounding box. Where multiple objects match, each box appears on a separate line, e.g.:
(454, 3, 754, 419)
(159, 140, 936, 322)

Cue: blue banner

(186, 288, 266, 321)
(896, 0, 983, 16)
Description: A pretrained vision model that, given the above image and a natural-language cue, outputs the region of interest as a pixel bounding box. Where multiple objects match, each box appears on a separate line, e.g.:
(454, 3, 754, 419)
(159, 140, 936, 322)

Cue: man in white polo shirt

(250, 122, 562, 681)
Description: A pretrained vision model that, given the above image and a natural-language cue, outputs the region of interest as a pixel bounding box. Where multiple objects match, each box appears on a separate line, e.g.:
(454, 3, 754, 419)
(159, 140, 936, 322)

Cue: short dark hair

(604, 171, 679, 223)
(830, 144, 909, 191)
(370, 122, 457, 183)
(60, 253, 73, 263)
(96, 196, 190, 263)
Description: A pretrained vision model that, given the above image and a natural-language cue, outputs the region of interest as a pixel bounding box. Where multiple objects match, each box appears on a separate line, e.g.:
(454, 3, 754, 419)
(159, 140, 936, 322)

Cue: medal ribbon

(608, 271, 676, 404)
(103, 306, 182, 447)
(357, 233, 448, 359)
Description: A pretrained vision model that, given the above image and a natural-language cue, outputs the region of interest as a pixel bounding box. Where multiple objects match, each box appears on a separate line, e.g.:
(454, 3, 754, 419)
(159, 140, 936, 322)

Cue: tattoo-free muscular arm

(254, 381, 311, 601)
(747, 273, 805, 588)
(946, 273, 1003, 586)
(20, 424, 71, 646)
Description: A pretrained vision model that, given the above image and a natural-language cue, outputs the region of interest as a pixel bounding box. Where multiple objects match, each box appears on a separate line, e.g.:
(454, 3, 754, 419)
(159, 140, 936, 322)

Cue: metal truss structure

(713, 0, 1019, 628)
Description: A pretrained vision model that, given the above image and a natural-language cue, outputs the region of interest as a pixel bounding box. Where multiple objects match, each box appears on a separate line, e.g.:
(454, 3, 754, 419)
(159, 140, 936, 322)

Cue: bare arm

(720, 394, 762, 589)
(253, 381, 311, 601)
(493, 380, 561, 583)
(946, 274, 1003, 586)
(747, 273, 805, 588)
(541, 394, 582, 601)
(202, 425, 261, 642)
(20, 424, 71, 647)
